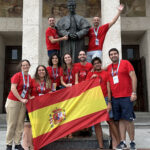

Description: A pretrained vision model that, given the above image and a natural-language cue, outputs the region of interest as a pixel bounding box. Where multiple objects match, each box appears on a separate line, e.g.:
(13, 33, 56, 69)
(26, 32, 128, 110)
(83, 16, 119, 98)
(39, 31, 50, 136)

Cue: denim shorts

(105, 97, 113, 119)
(112, 97, 136, 121)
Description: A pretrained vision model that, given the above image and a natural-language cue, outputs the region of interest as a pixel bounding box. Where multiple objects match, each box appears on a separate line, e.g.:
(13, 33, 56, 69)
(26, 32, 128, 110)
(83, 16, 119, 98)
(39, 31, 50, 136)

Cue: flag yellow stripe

(29, 86, 107, 138)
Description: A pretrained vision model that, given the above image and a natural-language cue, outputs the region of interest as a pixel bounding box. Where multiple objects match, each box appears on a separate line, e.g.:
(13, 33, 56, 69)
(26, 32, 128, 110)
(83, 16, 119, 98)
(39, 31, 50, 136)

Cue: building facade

(0, 0, 150, 113)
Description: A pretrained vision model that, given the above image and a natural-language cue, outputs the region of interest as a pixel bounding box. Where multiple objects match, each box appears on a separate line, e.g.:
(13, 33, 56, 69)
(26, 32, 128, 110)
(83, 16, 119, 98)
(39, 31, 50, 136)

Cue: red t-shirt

(45, 27, 60, 51)
(88, 23, 109, 52)
(86, 70, 109, 97)
(8, 72, 32, 101)
(60, 67, 77, 85)
(74, 62, 93, 83)
(47, 66, 61, 87)
(107, 60, 134, 98)
(31, 79, 51, 97)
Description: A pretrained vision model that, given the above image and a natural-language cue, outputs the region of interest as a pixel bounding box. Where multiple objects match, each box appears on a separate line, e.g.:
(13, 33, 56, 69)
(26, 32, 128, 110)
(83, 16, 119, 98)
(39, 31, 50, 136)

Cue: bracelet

(132, 92, 136, 95)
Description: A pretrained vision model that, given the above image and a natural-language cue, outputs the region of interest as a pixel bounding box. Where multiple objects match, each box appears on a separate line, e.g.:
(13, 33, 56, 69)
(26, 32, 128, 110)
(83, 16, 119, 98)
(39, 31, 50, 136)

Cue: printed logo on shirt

(79, 70, 87, 78)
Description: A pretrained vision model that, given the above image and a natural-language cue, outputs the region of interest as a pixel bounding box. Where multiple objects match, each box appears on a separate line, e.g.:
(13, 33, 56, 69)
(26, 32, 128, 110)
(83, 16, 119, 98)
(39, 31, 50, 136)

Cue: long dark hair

(62, 53, 73, 75)
(34, 65, 51, 89)
(48, 52, 61, 67)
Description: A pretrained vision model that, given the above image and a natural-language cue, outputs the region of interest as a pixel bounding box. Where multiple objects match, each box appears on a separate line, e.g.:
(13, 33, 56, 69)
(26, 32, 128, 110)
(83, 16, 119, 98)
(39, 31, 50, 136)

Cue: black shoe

(15, 145, 24, 150)
(6, 145, 12, 150)
(130, 141, 136, 150)
(116, 141, 127, 150)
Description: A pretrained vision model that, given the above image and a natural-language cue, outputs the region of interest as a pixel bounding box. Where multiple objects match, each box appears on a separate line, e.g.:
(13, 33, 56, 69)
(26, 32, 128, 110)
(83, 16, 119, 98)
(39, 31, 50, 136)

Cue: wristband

(132, 92, 136, 95)
(108, 100, 112, 103)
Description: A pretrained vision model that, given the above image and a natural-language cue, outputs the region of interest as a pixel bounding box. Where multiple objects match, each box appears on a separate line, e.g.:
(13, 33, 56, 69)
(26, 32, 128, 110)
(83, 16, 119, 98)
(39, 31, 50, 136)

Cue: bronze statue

(57, 0, 91, 62)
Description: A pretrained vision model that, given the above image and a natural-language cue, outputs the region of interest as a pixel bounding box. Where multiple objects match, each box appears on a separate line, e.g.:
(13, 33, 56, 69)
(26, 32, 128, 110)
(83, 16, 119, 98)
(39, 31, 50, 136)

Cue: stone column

(101, 0, 122, 66)
(146, 0, 150, 17)
(22, 0, 43, 76)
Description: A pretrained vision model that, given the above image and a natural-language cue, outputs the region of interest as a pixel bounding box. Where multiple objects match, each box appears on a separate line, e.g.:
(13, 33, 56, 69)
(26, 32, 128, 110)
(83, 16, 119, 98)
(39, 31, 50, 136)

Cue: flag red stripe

(33, 109, 109, 150)
(27, 79, 100, 112)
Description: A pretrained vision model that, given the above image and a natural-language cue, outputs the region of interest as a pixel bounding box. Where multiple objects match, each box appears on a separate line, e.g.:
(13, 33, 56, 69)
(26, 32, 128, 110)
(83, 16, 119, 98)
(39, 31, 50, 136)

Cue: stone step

(40, 136, 110, 150)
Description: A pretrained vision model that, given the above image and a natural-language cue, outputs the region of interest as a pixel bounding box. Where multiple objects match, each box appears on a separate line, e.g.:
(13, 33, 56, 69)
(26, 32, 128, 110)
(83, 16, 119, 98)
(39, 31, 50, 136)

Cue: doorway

(122, 45, 148, 112)
(3, 46, 22, 113)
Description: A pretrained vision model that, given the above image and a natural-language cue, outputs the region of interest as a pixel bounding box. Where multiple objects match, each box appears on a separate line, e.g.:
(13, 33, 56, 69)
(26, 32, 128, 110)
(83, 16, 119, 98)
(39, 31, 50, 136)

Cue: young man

(107, 48, 137, 150)
(75, 50, 93, 83)
(45, 16, 68, 58)
(86, 57, 120, 149)
(87, 4, 124, 62)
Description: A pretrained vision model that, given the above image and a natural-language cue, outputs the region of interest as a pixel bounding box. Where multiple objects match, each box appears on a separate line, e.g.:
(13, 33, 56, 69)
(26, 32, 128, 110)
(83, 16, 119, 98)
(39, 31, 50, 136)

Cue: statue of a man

(57, 0, 91, 62)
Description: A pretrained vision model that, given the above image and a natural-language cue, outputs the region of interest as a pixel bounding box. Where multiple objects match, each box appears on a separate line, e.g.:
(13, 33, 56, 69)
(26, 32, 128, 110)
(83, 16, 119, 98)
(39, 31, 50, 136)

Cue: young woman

(5, 60, 32, 150)
(22, 65, 51, 150)
(60, 53, 78, 88)
(47, 53, 62, 91)
(60, 53, 78, 138)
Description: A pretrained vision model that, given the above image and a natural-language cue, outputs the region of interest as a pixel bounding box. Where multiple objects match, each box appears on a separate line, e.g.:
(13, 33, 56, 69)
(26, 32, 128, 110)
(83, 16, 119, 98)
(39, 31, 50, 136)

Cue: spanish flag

(26, 78, 109, 150)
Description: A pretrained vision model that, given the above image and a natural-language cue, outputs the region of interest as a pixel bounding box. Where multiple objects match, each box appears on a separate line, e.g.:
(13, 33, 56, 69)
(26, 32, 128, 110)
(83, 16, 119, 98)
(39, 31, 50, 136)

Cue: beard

(80, 58, 86, 62)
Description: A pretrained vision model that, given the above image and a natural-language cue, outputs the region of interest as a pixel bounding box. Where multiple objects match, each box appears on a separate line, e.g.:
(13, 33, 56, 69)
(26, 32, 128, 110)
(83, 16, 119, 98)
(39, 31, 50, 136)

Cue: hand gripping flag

(26, 78, 109, 150)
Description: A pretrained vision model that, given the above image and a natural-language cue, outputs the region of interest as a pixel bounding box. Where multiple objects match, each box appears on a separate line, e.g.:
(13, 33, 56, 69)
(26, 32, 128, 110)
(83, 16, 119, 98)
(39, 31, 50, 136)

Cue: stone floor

(1, 127, 150, 150)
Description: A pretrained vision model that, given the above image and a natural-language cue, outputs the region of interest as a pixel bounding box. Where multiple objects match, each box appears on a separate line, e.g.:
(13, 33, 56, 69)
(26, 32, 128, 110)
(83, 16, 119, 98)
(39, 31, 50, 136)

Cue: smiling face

(48, 17, 55, 27)
(38, 66, 46, 79)
(52, 55, 59, 66)
(93, 17, 100, 28)
(109, 50, 119, 63)
(78, 51, 87, 62)
(21, 61, 30, 73)
(93, 60, 102, 71)
(64, 54, 72, 65)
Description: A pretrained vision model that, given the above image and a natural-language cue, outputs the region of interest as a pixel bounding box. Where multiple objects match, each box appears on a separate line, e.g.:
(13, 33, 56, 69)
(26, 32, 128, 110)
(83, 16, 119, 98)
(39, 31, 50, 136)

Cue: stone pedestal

(41, 135, 110, 150)
(22, 0, 43, 76)
(101, 0, 122, 67)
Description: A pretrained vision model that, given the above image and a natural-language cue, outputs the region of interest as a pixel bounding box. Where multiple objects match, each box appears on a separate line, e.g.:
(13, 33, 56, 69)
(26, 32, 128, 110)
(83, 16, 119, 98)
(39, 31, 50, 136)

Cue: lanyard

(39, 82, 45, 93)
(52, 67, 58, 82)
(67, 69, 72, 83)
(22, 72, 29, 90)
(94, 26, 100, 38)
(111, 60, 121, 77)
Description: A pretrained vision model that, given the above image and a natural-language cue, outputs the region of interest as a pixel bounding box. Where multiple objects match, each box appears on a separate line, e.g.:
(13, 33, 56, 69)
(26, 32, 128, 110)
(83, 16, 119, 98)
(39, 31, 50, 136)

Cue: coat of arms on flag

(49, 108, 66, 127)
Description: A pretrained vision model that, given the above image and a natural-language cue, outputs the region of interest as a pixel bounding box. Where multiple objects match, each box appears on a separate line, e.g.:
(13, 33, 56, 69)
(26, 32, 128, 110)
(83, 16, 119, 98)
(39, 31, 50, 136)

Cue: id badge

(95, 38, 99, 46)
(52, 83, 57, 91)
(113, 76, 119, 84)
(21, 89, 27, 98)
(68, 83, 72, 87)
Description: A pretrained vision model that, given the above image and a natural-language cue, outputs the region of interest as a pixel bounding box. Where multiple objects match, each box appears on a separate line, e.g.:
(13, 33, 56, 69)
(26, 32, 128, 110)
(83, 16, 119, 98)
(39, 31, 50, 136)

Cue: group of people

(5, 1, 137, 150)
(5, 50, 137, 150)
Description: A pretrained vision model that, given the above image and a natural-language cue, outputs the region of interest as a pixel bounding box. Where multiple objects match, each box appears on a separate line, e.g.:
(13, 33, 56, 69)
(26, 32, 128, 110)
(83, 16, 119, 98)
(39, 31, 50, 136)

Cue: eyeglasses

(22, 65, 30, 67)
